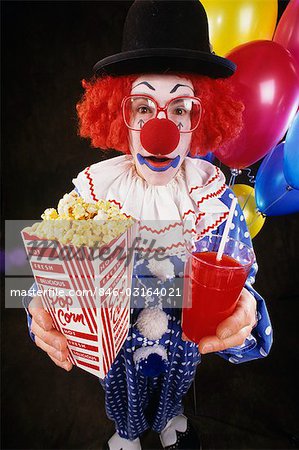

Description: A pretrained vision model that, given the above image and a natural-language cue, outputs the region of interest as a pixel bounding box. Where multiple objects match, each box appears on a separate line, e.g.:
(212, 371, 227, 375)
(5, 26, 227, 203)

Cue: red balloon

(214, 40, 299, 169)
(274, 0, 299, 70)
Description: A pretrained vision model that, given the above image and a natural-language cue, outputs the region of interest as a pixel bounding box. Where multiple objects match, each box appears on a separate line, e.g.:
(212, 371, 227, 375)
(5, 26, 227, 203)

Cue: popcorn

(72, 203, 86, 220)
(22, 192, 136, 380)
(57, 191, 78, 217)
(41, 208, 59, 220)
(94, 210, 108, 221)
(25, 192, 134, 247)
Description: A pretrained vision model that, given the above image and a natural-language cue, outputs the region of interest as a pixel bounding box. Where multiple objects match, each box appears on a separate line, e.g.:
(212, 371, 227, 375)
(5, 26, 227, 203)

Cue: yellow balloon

(201, 0, 278, 56)
(232, 184, 265, 239)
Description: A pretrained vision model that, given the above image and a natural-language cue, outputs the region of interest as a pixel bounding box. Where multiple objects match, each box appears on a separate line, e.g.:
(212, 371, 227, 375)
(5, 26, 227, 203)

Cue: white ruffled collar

(73, 155, 229, 254)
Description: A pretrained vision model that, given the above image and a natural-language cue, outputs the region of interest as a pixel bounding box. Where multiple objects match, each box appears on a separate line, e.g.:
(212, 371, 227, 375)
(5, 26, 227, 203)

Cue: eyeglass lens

(123, 96, 201, 131)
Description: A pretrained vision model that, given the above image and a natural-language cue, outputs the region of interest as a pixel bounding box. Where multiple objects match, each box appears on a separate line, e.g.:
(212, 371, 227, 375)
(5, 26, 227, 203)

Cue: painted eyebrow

(170, 84, 195, 94)
(132, 81, 156, 91)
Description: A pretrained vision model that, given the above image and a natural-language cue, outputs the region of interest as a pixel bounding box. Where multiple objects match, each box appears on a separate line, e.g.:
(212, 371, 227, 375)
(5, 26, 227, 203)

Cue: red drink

(182, 251, 248, 343)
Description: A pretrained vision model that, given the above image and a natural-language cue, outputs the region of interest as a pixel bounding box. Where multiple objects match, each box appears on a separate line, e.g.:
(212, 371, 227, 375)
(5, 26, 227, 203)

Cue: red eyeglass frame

(121, 94, 202, 133)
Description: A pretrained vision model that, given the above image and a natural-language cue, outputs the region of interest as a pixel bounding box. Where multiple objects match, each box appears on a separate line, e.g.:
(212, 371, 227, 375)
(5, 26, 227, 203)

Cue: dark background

(2, 1, 299, 449)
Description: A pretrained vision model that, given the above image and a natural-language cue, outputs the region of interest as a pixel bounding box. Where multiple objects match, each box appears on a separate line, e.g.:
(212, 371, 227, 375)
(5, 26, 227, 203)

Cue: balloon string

(248, 211, 264, 229)
(228, 175, 235, 187)
(241, 192, 251, 212)
(228, 173, 237, 187)
(255, 148, 274, 182)
(243, 168, 255, 184)
(248, 186, 292, 230)
(262, 186, 292, 216)
(228, 168, 241, 187)
(242, 186, 293, 227)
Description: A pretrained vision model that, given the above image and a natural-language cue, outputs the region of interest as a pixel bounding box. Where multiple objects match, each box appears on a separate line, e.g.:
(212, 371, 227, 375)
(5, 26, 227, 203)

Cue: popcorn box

(22, 223, 136, 378)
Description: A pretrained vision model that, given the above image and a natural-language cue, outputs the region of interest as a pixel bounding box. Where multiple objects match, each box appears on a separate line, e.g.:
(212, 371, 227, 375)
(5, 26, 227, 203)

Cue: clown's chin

(136, 154, 181, 186)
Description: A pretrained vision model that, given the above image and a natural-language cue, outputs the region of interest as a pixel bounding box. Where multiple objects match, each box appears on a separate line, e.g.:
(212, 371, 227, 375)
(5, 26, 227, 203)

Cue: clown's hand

(198, 288, 257, 354)
(29, 295, 73, 371)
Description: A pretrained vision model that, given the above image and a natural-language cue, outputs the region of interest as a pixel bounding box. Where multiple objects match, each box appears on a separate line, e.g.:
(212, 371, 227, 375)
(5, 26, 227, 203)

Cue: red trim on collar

(195, 212, 206, 225)
(84, 167, 99, 202)
(137, 241, 186, 253)
(83, 169, 133, 219)
(189, 166, 221, 195)
(196, 182, 226, 206)
(197, 211, 229, 238)
(139, 222, 183, 234)
(182, 209, 196, 219)
(107, 199, 132, 219)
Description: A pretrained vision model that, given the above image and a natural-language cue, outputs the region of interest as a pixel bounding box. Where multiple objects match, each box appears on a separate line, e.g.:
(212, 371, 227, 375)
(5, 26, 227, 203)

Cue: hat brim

(93, 48, 236, 78)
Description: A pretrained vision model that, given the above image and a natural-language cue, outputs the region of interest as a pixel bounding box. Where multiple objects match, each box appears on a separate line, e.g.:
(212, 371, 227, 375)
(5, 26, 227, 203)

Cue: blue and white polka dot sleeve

(213, 187, 273, 364)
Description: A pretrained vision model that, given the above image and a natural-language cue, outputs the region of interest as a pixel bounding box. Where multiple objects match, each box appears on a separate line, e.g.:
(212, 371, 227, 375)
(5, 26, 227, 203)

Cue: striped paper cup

(22, 223, 136, 378)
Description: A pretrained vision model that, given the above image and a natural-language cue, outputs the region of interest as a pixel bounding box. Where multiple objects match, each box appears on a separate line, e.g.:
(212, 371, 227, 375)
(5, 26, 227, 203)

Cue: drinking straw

(216, 197, 238, 262)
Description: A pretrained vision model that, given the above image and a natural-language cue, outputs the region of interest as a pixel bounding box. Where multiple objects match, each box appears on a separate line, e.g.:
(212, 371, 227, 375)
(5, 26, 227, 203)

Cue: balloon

(284, 113, 299, 190)
(232, 184, 265, 239)
(201, 0, 278, 57)
(214, 41, 299, 169)
(273, 0, 299, 71)
(255, 143, 299, 216)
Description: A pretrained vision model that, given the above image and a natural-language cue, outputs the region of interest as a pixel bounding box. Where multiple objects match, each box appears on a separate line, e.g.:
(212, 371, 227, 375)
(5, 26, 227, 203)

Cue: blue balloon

(284, 113, 299, 190)
(255, 143, 299, 216)
(188, 151, 215, 163)
(201, 151, 215, 163)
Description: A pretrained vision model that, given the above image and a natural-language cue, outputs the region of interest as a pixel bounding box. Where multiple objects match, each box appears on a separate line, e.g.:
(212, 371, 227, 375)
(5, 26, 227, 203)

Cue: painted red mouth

(137, 153, 181, 172)
(144, 156, 172, 168)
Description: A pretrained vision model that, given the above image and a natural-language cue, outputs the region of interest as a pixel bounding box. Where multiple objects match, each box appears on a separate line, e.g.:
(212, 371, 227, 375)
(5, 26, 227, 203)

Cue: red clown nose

(140, 118, 180, 155)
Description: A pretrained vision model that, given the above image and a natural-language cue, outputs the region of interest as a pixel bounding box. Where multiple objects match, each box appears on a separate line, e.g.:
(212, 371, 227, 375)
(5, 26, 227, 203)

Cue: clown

(24, 1, 273, 449)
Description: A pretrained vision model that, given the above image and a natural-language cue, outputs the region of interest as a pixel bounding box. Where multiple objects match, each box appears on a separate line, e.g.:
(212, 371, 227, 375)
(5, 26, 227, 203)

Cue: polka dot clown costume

(23, 1, 273, 449)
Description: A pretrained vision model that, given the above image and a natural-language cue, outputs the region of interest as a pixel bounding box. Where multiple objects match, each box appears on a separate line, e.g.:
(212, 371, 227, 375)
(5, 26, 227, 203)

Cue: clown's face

(126, 74, 201, 186)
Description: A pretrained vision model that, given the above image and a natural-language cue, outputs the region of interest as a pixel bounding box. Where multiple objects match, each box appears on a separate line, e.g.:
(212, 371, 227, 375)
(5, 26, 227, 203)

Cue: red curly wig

(76, 74, 244, 156)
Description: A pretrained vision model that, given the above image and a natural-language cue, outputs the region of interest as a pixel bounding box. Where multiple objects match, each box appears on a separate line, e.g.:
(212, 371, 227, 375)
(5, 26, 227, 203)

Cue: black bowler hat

(93, 0, 236, 78)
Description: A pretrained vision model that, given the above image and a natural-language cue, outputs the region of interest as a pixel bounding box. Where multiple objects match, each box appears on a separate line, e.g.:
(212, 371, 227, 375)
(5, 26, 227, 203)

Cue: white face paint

(128, 74, 196, 186)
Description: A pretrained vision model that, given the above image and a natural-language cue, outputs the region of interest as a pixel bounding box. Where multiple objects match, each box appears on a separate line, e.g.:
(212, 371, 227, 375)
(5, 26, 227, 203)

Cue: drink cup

(182, 234, 255, 343)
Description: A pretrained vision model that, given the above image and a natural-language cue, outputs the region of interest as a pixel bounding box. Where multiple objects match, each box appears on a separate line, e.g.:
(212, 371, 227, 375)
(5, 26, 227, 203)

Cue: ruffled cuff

(216, 283, 273, 364)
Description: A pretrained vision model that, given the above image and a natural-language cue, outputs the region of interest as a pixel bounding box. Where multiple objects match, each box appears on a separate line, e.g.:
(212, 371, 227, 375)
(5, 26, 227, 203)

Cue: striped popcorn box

(22, 223, 136, 378)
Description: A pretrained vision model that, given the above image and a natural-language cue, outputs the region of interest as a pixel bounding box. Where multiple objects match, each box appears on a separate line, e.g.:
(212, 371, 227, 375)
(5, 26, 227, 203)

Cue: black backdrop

(2, 1, 299, 449)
